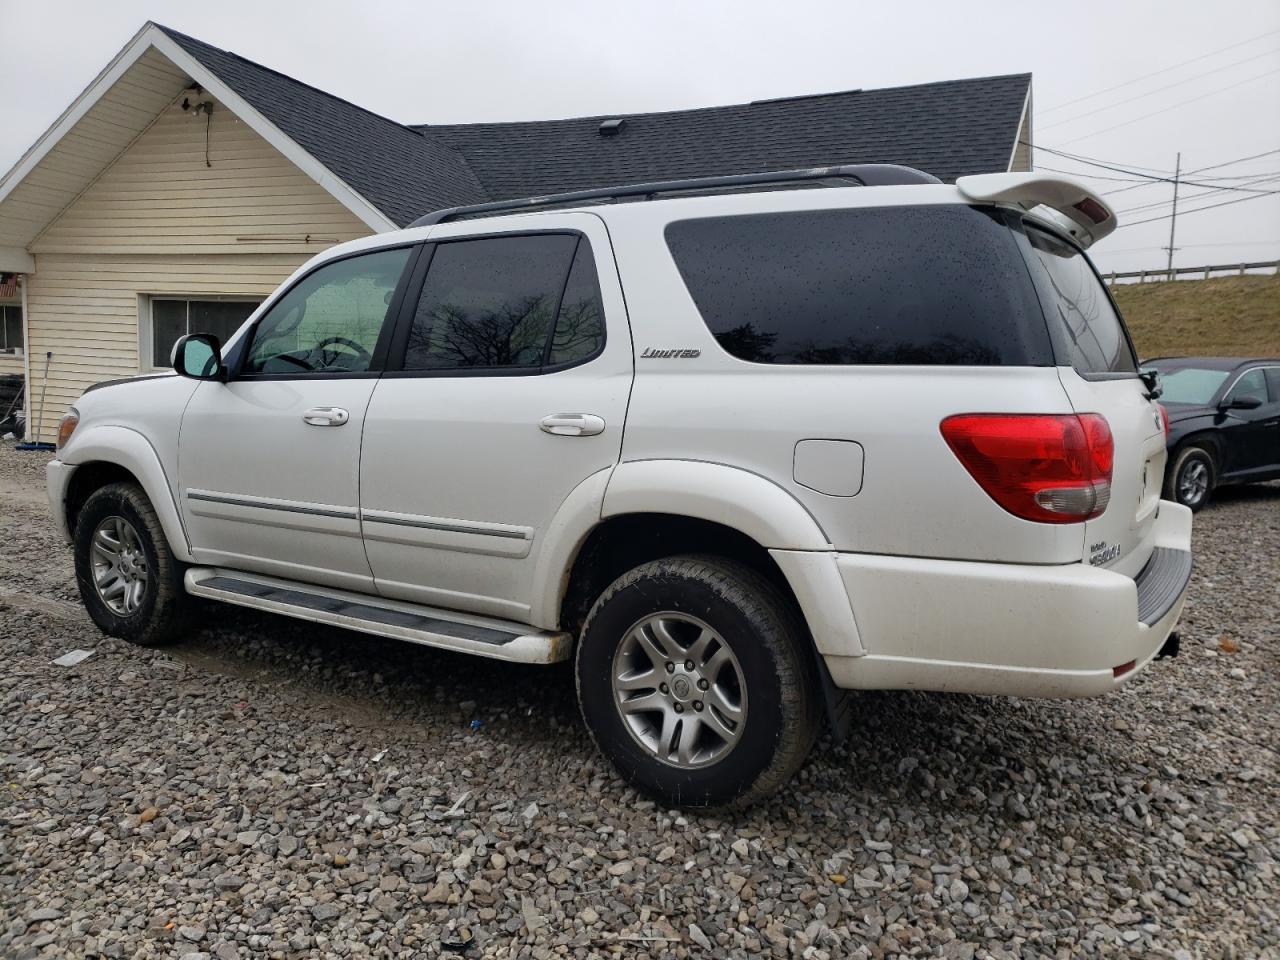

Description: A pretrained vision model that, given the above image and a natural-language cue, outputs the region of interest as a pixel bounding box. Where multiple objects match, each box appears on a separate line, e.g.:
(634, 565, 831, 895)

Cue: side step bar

(184, 568, 571, 664)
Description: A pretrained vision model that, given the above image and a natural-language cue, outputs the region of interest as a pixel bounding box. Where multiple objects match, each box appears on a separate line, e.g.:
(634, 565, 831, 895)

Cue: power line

(1030, 143, 1280, 193)
(1038, 46, 1280, 131)
(1185, 147, 1280, 174)
(1117, 188, 1280, 227)
(1034, 164, 1152, 184)
(1028, 143, 1179, 178)
(1101, 148, 1280, 195)
(1115, 173, 1280, 215)
(1058, 66, 1280, 146)
(1038, 28, 1280, 114)
(1026, 143, 1177, 174)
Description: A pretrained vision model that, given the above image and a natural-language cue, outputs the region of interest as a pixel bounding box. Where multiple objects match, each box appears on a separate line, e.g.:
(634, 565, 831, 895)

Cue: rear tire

(575, 555, 820, 808)
(73, 482, 190, 646)
(1166, 444, 1215, 511)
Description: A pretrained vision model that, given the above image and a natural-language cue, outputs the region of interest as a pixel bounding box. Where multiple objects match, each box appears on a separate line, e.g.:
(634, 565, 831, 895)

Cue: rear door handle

(539, 413, 605, 437)
(302, 406, 350, 427)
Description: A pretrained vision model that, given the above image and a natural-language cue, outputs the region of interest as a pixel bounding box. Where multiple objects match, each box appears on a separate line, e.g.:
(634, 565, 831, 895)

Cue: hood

(1163, 402, 1217, 423)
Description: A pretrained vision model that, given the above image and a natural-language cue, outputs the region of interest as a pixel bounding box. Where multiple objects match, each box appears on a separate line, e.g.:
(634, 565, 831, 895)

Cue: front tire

(576, 555, 820, 808)
(1166, 444, 1215, 511)
(74, 482, 190, 646)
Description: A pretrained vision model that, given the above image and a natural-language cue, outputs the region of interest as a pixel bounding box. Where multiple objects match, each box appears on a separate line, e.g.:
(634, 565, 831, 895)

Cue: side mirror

(1220, 395, 1262, 411)
(173, 333, 226, 381)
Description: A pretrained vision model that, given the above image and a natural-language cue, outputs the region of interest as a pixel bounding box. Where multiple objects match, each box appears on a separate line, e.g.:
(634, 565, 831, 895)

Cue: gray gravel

(1, 442, 1276, 959)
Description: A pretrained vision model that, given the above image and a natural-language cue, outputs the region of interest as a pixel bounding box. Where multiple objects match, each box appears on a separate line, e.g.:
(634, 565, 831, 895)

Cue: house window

(151, 298, 260, 368)
(0, 305, 22, 353)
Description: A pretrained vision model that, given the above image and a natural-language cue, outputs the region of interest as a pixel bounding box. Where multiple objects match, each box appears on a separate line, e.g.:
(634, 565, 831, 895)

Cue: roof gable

(156, 26, 489, 225)
(418, 75, 1032, 202)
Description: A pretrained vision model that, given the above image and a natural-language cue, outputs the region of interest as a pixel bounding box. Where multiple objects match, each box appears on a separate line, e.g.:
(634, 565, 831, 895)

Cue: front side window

(152, 299, 259, 368)
(1226, 368, 1269, 404)
(664, 205, 1052, 366)
(403, 234, 605, 372)
(1024, 226, 1137, 376)
(242, 247, 411, 375)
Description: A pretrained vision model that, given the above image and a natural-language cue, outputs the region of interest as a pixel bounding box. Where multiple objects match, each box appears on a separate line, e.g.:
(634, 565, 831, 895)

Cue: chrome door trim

(186, 490, 358, 520)
(360, 509, 532, 541)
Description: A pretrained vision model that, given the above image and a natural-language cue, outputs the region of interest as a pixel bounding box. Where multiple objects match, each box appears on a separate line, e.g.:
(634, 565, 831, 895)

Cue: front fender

(55, 425, 194, 562)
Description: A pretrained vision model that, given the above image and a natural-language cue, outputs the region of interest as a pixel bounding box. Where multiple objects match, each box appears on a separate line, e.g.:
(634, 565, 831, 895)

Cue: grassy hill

(1110, 272, 1279, 360)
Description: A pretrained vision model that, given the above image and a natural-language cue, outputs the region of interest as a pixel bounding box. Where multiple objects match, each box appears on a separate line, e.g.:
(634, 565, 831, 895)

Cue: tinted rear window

(1023, 225, 1137, 375)
(664, 205, 1052, 366)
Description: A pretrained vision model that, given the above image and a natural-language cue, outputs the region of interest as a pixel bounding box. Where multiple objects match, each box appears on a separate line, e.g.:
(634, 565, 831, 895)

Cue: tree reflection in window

(548, 242, 605, 366)
(405, 234, 604, 372)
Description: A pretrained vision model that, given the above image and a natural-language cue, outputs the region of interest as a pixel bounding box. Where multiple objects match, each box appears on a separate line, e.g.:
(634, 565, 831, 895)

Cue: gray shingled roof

(158, 24, 1028, 227)
(419, 76, 1030, 205)
(158, 25, 489, 226)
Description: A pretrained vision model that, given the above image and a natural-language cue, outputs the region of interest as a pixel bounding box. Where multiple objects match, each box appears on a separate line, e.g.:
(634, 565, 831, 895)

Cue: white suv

(48, 165, 1193, 807)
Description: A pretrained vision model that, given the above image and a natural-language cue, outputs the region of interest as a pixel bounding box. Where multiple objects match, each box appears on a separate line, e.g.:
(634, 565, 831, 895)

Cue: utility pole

(1164, 152, 1181, 281)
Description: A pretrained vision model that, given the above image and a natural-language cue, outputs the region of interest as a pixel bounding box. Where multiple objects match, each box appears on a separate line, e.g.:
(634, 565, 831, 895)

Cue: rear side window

(404, 234, 605, 371)
(664, 205, 1052, 366)
(1023, 226, 1137, 376)
(1266, 368, 1280, 403)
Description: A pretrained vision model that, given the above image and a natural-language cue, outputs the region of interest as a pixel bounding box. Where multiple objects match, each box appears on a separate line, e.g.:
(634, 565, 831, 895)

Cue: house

(0, 22, 1032, 441)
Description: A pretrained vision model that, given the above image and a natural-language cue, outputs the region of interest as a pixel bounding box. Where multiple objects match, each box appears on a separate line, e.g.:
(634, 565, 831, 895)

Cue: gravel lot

(1, 443, 1276, 959)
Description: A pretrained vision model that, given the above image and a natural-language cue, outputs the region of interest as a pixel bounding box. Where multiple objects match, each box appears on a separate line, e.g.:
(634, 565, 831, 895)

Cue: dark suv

(1145, 357, 1280, 509)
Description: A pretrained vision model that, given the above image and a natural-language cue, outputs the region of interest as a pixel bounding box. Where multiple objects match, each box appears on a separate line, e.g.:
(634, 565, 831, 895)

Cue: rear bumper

(825, 501, 1193, 699)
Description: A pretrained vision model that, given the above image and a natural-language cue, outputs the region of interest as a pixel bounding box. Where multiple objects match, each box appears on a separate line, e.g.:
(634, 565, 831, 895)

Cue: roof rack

(409, 164, 941, 227)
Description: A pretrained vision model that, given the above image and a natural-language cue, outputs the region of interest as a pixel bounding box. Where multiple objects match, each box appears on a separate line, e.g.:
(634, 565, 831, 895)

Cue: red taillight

(1157, 403, 1170, 438)
(940, 413, 1114, 524)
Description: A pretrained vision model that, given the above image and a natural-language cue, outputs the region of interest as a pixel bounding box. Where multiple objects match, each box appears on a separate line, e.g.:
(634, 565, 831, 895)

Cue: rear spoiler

(955, 172, 1117, 249)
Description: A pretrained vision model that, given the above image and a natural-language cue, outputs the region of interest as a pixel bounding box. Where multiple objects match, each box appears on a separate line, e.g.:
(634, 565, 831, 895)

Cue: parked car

(47, 166, 1193, 807)
(1142, 356, 1280, 510)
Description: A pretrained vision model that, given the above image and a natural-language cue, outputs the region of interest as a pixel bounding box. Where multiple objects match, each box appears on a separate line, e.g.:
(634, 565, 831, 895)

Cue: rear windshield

(664, 205, 1053, 366)
(1022, 225, 1138, 376)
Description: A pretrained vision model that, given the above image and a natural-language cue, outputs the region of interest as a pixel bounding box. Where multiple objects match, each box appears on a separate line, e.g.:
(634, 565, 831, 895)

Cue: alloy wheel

(1179, 459, 1209, 506)
(90, 515, 149, 615)
(611, 612, 747, 768)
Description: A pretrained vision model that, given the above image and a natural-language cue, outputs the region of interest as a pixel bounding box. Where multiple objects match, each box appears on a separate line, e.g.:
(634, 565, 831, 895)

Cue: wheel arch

(58, 426, 193, 562)
(538, 458, 863, 663)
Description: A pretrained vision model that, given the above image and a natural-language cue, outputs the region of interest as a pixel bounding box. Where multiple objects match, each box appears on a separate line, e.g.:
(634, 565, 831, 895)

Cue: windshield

(1148, 366, 1230, 404)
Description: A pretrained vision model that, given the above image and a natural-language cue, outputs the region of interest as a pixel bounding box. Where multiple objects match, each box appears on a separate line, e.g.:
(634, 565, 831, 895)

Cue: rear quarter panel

(603, 195, 1087, 565)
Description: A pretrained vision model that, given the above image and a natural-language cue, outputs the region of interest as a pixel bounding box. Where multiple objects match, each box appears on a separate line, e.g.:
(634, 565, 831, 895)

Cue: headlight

(56, 409, 79, 451)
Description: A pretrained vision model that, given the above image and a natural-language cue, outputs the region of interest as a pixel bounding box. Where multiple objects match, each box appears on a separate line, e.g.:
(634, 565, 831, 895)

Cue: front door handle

(302, 406, 350, 427)
(540, 413, 605, 437)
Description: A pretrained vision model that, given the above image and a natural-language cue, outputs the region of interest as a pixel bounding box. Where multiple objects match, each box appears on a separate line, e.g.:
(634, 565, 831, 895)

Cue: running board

(184, 568, 570, 664)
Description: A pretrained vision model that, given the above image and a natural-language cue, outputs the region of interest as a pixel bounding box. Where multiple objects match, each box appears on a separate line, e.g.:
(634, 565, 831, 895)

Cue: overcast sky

(3, 0, 1278, 273)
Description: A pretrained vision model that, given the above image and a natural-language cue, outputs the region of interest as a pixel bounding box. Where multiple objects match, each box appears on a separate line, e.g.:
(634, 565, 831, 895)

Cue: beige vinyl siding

(23, 95, 373, 438)
(24, 253, 311, 436)
(32, 94, 370, 255)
